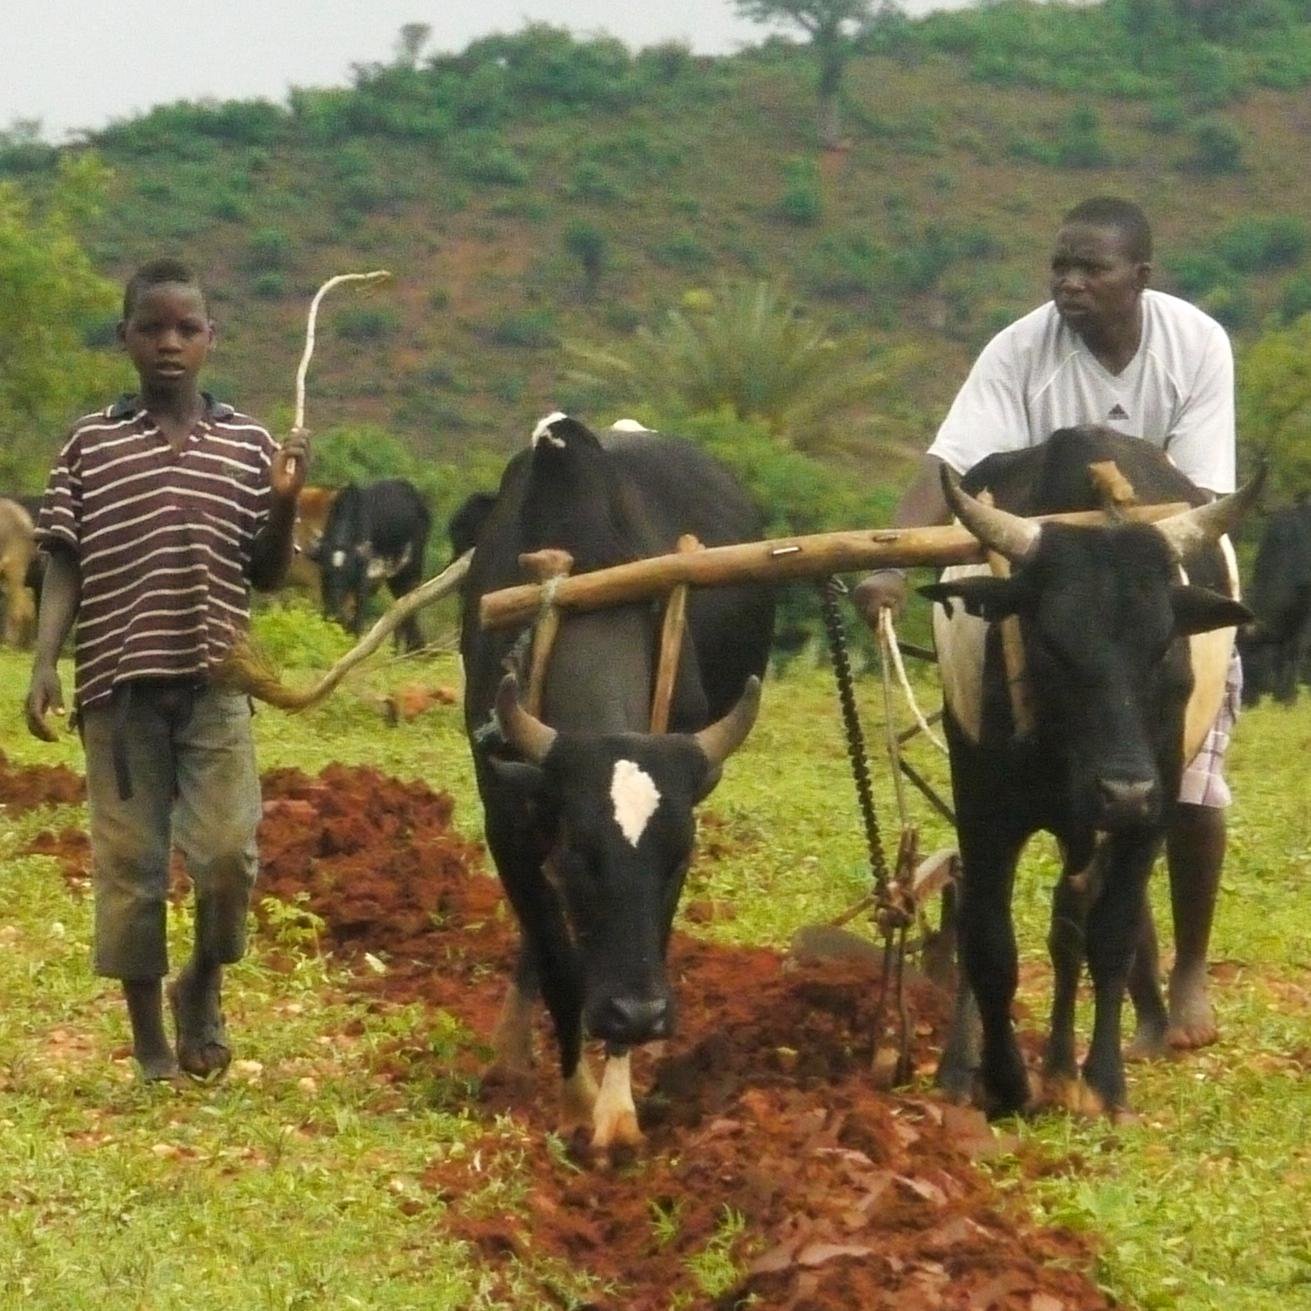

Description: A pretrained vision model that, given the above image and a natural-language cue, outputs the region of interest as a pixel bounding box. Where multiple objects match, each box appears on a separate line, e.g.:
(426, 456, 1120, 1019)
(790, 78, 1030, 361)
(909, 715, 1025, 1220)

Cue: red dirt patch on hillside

(13, 761, 1111, 1311)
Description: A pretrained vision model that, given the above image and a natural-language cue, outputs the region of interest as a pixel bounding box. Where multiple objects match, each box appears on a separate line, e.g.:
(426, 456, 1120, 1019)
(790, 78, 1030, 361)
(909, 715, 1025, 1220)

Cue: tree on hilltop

(734, 0, 885, 149)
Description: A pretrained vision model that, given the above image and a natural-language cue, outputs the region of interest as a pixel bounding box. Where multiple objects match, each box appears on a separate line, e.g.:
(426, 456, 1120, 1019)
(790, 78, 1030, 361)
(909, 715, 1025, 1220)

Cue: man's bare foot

(1166, 968, 1218, 1049)
(123, 980, 178, 1081)
(168, 965, 231, 1082)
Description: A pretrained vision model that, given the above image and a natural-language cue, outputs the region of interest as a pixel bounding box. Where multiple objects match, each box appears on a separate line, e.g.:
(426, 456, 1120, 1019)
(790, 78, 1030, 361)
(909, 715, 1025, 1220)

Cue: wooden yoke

(518, 549, 574, 718)
(650, 535, 703, 733)
(978, 490, 1036, 737)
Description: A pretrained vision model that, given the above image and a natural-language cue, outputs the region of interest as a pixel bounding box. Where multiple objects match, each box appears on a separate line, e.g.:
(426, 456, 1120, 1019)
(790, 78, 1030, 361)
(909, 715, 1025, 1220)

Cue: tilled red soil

(11, 757, 1112, 1310)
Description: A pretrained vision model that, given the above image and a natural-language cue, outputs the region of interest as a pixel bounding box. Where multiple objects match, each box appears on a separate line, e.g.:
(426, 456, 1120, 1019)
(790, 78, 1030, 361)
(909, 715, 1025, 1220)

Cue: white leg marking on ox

(610, 759, 661, 848)
(561, 1059, 599, 1131)
(610, 418, 653, 433)
(591, 1051, 643, 1150)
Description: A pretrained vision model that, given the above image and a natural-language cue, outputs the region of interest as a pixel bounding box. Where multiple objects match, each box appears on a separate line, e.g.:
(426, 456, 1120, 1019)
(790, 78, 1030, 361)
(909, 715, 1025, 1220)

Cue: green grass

(0, 644, 1308, 1308)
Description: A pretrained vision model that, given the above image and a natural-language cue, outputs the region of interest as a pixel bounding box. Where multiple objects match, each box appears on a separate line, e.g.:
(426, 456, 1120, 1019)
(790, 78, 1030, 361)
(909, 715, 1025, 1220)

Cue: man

(855, 196, 1237, 1051)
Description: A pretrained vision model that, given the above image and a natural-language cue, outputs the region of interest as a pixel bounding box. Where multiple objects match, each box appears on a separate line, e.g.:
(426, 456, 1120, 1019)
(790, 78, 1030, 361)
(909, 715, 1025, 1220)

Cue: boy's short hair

(1061, 197, 1153, 264)
(122, 258, 208, 320)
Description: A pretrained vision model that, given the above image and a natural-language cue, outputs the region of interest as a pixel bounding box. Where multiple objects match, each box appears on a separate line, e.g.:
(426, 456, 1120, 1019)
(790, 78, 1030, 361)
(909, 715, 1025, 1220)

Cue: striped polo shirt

(35, 394, 278, 712)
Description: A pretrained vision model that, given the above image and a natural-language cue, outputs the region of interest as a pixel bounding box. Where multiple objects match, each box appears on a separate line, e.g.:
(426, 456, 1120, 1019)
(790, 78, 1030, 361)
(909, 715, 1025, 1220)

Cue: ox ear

(919, 577, 1025, 622)
(1170, 585, 1252, 637)
(487, 756, 548, 799)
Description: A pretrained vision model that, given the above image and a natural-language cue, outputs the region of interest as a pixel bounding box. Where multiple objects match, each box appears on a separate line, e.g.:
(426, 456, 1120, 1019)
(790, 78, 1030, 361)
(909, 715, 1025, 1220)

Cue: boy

(25, 257, 308, 1081)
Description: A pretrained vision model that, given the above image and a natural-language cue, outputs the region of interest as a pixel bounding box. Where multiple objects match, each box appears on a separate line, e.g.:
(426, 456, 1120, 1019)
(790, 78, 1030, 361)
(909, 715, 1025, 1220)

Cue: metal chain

(818, 578, 890, 894)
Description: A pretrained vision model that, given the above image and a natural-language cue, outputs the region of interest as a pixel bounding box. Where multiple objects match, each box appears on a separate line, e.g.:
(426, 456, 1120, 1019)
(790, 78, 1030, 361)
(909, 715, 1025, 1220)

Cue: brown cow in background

(289, 485, 338, 599)
(0, 498, 37, 647)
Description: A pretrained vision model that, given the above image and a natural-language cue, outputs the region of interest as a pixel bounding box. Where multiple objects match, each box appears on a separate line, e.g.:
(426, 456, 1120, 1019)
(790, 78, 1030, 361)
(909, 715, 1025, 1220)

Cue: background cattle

(1238, 498, 1311, 705)
(924, 427, 1253, 1119)
(0, 496, 38, 647)
(318, 478, 430, 651)
(460, 414, 774, 1151)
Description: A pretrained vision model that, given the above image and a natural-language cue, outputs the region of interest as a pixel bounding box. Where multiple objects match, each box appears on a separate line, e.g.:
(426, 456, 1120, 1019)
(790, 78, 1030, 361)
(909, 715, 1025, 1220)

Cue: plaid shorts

(1178, 651, 1242, 809)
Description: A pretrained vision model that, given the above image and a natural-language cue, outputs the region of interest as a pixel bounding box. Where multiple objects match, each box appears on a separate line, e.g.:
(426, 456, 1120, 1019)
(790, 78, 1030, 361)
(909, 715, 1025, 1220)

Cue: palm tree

(567, 280, 892, 454)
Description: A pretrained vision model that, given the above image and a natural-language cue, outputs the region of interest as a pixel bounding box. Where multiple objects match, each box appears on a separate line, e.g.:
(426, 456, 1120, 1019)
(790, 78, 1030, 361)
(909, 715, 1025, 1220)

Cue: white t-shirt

(928, 289, 1235, 493)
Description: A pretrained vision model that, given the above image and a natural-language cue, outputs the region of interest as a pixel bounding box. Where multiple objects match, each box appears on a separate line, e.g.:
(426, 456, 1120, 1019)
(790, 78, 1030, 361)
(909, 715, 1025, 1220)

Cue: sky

(5, 0, 979, 140)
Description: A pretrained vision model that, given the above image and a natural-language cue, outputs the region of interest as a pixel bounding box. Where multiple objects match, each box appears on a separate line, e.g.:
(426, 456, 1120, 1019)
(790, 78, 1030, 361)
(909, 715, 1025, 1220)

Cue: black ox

(315, 478, 430, 650)
(1237, 498, 1311, 705)
(923, 427, 1256, 1119)
(459, 414, 773, 1151)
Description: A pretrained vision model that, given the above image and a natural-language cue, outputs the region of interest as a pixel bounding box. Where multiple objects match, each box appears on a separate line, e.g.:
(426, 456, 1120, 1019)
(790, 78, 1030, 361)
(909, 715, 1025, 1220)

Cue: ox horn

(495, 674, 558, 764)
(1154, 465, 1266, 559)
(940, 465, 1041, 564)
(693, 676, 762, 768)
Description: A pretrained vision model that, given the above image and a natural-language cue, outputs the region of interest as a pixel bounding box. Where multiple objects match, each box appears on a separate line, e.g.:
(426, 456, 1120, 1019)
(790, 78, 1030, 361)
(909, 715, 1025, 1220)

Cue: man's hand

(272, 427, 310, 500)
(25, 663, 65, 742)
(852, 569, 909, 626)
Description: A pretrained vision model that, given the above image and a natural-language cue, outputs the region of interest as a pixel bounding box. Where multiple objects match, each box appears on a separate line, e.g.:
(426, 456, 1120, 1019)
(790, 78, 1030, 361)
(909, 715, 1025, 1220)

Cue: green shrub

(208, 191, 251, 222)
(804, 233, 889, 298)
(1166, 251, 1232, 297)
(1054, 105, 1110, 168)
(1214, 216, 1309, 272)
(244, 227, 292, 271)
(449, 140, 530, 187)
(566, 160, 627, 203)
(251, 272, 286, 299)
(1143, 98, 1186, 133)
(1278, 273, 1311, 324)
(651, 234, 713, 271)
(487, 310, 559, 348)
(776, 158, 822, 226)
(1199, 283, 1255, 331)
(1182, 116, 1244, 174)
(334, 308, 400, 342)
(564, 221, 607, 291)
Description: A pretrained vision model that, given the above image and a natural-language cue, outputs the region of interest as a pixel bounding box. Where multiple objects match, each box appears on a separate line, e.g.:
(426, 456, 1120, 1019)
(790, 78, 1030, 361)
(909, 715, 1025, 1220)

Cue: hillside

(7, 2, 1311, 511)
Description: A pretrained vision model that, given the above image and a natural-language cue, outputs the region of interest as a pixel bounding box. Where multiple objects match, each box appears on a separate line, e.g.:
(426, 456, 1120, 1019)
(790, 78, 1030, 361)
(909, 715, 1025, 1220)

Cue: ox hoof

(1124, 1022, 1170, 1063)
(1043, 1075, 1106, 1119)
(933, 1063, 980, 1107)
(591, 1108, 644, 1156)
(1166, 970, 1218, 1051)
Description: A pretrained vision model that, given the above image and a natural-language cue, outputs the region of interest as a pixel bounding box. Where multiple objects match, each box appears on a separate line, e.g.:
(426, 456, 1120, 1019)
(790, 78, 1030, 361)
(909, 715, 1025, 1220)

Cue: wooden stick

(978, 491, 1036, 737)
(519, 550, 574, 718)
(210, 550, 470, 709)
(479, 502, 1192, 631)
(649, 535, 702, 732)
(287, 270, 391, 476)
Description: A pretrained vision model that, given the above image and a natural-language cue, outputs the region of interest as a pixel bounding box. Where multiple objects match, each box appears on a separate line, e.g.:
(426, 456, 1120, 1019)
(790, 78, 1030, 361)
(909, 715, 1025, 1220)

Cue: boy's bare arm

(26, 548, 80, 741)
(249, 429, 309, 591)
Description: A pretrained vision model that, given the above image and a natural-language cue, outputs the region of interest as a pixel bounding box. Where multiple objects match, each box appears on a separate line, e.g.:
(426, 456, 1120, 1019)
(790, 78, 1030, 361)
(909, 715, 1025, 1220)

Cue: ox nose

(1095, 777, 1159, 825)
(587, 996, 671, 1045)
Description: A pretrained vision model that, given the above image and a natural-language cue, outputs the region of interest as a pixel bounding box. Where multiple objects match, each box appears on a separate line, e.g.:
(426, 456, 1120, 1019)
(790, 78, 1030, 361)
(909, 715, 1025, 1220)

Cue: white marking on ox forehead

(611, 418, 652, 432)
(610, 759, 662, 848)
(330, 549, 347, 568)
(531, 411, 568, 447)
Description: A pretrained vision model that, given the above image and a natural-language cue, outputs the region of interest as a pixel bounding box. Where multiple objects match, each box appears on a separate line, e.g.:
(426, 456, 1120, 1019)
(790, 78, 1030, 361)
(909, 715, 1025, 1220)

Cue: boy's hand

(25, 663, 65, 742)
(272, 428, 310, 501)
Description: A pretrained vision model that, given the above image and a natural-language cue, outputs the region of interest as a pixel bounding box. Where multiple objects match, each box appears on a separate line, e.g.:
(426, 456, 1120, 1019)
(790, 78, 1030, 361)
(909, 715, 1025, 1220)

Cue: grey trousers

(82, 680, 261, 979)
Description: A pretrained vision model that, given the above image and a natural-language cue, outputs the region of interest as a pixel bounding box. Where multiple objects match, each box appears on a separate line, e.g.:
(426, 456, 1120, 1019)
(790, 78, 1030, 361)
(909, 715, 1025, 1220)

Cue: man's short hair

(122, 258, 208, 320)
(1061, 197, 1153, 264)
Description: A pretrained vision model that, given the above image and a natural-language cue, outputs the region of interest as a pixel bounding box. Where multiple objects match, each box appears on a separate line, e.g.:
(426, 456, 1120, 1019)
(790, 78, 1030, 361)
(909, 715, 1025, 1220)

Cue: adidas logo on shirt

(1107, 403, 1130, 420)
